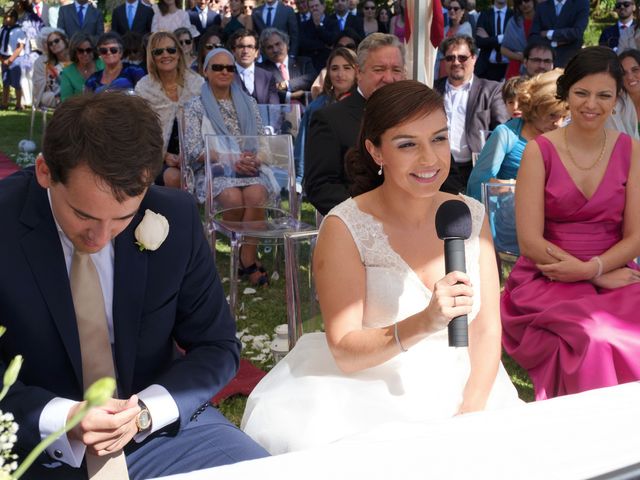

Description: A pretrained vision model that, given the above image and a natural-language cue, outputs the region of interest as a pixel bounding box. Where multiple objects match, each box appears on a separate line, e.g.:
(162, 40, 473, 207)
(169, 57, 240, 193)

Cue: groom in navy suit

(0, 92, 268, 479)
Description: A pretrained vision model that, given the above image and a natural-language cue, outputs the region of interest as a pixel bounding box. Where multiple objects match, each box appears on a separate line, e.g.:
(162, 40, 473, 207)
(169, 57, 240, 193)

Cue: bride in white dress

(242, 80, 521, 454)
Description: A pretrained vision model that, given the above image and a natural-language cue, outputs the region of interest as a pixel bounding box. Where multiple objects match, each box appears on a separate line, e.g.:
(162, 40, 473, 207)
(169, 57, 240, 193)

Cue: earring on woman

(377, 164, 383, 176)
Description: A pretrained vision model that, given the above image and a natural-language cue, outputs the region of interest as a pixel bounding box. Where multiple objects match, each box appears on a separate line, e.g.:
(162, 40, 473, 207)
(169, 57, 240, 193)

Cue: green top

(59, 59, 105, 102)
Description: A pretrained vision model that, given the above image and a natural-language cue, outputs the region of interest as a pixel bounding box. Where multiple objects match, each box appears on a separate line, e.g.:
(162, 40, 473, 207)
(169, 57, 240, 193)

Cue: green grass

(0, 110, 534, 427)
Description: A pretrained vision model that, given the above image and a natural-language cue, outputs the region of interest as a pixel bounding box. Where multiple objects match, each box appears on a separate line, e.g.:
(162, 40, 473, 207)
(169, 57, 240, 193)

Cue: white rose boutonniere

(135, 210, 170, 252)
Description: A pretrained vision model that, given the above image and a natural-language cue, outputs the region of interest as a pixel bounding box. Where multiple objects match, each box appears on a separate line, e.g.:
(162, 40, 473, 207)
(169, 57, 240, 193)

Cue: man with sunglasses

(529, 0, 589, 67)
(110, 0, 154, 37)
(600, 0, 636, 52)
(229, 28, 279, 104)
(434, 35, 509, 187)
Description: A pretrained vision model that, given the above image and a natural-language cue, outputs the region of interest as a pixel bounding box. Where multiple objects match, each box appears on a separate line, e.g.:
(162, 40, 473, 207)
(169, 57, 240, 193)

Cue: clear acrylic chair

(284, 230, 323, 349)
(204, 134, 315, 318)
(482, 181, 519, 282)
(257, 104, 302, 138)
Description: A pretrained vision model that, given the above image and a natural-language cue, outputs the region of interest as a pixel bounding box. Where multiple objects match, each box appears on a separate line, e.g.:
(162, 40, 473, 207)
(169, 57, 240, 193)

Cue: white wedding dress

(241, 196, 522, 454)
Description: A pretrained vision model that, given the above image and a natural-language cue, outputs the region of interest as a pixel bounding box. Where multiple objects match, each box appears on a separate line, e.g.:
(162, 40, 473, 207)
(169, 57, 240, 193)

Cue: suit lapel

(19, 176, 83, 388)
(112, 210, 147, 396)
(465, 77, 481, 128)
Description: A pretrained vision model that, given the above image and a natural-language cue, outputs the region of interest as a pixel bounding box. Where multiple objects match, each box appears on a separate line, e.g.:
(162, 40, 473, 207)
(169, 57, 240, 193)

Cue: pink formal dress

(501, 133, 640, 400)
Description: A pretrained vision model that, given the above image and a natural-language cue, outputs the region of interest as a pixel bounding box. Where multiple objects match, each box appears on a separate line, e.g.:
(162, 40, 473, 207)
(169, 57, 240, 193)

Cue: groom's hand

(68, 396, 140, 455)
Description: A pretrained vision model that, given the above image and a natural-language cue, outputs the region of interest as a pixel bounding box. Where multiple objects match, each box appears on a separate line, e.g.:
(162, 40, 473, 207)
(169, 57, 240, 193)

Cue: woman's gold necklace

(563, 127, 607, 172)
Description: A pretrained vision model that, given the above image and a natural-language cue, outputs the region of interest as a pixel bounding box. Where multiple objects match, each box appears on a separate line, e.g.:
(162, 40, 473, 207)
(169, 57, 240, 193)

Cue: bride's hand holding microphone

(423, 271, 474, 334)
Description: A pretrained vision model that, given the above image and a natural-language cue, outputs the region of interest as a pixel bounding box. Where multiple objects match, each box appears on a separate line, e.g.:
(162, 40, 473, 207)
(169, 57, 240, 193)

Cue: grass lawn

(0, 110, 534, 428)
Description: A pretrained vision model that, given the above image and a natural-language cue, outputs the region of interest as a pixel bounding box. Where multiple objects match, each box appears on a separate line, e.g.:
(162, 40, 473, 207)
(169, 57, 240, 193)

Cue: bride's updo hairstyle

(346, 80, 445, 196)
(556, 46, 623, 102)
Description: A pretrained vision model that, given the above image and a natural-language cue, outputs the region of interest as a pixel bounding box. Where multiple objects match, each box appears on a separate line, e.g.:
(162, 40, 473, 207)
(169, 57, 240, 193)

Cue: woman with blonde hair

(135, 31, 204, 187)
(467, 69, 567, 201)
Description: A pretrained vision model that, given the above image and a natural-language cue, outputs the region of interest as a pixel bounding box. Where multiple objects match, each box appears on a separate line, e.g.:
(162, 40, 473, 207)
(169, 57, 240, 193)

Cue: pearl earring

(377, 165, 383, 176)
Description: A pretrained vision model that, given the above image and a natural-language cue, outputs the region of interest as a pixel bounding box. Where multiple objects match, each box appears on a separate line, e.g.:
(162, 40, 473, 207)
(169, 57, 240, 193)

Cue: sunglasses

(448, 6, 461, 11)
(98, 46, 120, 55)
(48, 37, 62, 47)
(151, 47, 178, 56)
(444, 54, 470, 63)
(179, 39, 192, 45)
(615, 1, 632, 7)
(205, 43, 224, 50)
(76, 47, 93, 54)
(210, 64, 236, 73)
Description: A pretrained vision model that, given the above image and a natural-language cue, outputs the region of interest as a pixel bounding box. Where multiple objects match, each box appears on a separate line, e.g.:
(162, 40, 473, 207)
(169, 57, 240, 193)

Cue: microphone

(435, 200, 472, 347)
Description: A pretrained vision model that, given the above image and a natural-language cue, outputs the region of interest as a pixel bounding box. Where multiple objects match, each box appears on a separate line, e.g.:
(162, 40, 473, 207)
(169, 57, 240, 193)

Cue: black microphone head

(435, 200, 472, 240)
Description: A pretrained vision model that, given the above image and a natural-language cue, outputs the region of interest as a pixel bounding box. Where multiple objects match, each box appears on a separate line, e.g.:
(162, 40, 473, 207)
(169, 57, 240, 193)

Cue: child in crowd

(502, 76, 525, 119)
(0, 9, 25, 110)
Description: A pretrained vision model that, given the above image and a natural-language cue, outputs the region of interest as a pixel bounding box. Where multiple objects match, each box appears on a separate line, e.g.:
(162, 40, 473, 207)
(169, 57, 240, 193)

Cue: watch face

(137, 409, 151, 431)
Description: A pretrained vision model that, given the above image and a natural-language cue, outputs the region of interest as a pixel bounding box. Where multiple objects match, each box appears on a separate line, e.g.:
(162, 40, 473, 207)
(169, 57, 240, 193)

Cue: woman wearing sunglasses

(32, 27, 70, 108)
(85, 32, 145, 93)
(500, 0, 536, 79)
(136, 32, 204, 188)
(174, 27, 198, 70)
(196, 26, 225, 75)
(184, 48, 272, 286)
(60, 33, 104, 101)
(361, 0, 382, 36)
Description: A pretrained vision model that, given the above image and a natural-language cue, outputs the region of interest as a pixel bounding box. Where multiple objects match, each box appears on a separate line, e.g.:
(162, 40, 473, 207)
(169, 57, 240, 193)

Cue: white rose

(134, 209, 169, 251)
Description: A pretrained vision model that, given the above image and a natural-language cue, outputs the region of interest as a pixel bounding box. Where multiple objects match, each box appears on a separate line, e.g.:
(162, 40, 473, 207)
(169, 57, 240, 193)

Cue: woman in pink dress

(501, 46, 640, 400)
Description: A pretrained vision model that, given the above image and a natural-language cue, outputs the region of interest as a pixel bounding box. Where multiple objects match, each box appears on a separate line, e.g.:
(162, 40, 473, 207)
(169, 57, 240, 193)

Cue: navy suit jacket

(259, 55, 316, 103)
(599, 22, 634, 50)
(529, 0, 589, 67)
(299, 16, 340, 72)
(328, 13, 365, 39)
(251, 2, 299, 56)
(0, 170, 239, 459)
(57, 3, 104, 38)
(111, 2, 154, 36)
(474, 7, 513, 79)
(235, 65, 280, 105)
(188, 8, 221, 35)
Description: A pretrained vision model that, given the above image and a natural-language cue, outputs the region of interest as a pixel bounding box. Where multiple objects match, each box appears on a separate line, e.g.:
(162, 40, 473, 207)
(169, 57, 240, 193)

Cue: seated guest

(467, 69, 566, 201)
(60, 32, 104, 101)
(258, 27, 316, 104)
(85, 32, 145, 93)
(228, 28, 279, 104)
(221, 0, 253, 39)
(612, 49, 640, 138)
(32, 27, 70, 108)
(501, 47, 640, 400)
(242, 80, 521, 454)
(196, 26, 224, 74)
(121, 31, 146, 69)
(600, 0, 635, 52)
(500, 0, 535, 79)
(309, 27, 360, 99)
(435, 0, 473, 79)
(521, 41, 554, 78)
(136, 31, 204, 188)
(501, 75, 525, 119)
(434, 35, 510, 187)
(175, 26, 198, 70)
(184, 48, 273, 286)
(294, 47, 357, 188)
(0, 91, 269, 479)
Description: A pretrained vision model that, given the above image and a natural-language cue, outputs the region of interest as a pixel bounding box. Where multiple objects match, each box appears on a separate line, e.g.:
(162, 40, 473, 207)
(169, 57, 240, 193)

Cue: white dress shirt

(39, 192, 179, 468)
(444, 78, 473, 164)
(263, 1, 279, 25)
(237, 63, 255, 95)
(489, 6, 508, 64)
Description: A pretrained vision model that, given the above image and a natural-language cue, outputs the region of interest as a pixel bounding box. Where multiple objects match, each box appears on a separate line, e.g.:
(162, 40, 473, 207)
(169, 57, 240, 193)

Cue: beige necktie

(69, 251, 130, 480)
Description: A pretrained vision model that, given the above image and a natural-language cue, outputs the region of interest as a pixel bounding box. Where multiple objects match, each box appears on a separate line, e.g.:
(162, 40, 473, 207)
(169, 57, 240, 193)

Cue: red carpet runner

(0, 152, 19, 180)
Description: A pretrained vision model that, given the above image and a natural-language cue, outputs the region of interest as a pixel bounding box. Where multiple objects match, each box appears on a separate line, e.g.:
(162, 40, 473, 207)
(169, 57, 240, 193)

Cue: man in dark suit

(299, 0, 340, 72)
(473, 0, 512, 81)
(529, 0, 589, 67)
(329, 0, 364, 39)
(304, 33, 463, 215)
(296, 0, 311, 24)
(259, 28, 316, 104)
(111, 0, 154, 37)
(57, 0, 104, 39)
(229, 29, 279, 104)
(252, 0, 299, 56)
(434, 35, 509, 186)
(599, 0, 635, 52)
(0, 92, 268, 479)
(189, 0, 221, 36)
(32, 0, 50, 26)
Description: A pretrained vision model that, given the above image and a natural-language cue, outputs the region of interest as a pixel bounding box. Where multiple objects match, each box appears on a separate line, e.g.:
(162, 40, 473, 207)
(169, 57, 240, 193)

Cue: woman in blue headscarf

(184, 47, 271, 285)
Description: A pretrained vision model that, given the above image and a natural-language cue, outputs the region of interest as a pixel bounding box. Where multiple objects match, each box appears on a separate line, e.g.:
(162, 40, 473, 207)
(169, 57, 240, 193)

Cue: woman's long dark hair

(345, 80, 445, 196)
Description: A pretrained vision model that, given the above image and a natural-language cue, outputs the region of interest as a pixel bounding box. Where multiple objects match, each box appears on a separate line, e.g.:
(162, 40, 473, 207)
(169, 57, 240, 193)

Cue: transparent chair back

(176, 106, 195, 196)
(258, 104, 302, 139)
(482, 181, 518, 280)
(284, 230, 323, 349)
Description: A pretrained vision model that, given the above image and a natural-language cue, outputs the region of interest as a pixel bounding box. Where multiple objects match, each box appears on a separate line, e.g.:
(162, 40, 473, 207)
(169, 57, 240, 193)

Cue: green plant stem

(12, 406, 90, 480)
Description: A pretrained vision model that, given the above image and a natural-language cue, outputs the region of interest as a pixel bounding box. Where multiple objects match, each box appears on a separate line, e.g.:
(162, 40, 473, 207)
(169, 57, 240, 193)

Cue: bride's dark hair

(345, 80, 445, 196)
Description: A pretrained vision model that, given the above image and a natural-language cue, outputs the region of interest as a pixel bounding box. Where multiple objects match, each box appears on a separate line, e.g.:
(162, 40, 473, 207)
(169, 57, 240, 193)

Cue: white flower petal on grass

(243, 287, 257, 295)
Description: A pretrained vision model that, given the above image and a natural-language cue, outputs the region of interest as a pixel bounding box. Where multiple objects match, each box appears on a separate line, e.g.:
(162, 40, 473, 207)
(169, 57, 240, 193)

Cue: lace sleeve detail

(460, 194, 485, 239)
